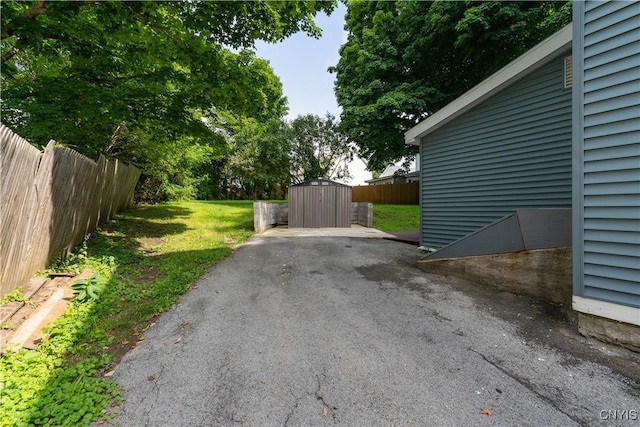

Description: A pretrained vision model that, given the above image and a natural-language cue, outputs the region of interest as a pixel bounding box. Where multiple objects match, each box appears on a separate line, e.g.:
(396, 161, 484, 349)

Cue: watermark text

(599, 409, 638, 421)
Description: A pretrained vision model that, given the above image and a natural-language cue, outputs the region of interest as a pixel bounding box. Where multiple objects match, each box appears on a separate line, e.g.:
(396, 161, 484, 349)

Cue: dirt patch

(130, 266, 164, 283)
(1, 270, 93, 351)
(137, 236, 164, 253)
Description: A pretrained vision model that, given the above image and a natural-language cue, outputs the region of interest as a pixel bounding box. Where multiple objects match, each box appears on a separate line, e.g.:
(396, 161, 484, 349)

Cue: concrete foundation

(253, 202, 288, 233)
(254, 201, 373, 233)
(352, 202, 373, 227)
(417, 247, 572, 306)
(578, 313, 640, 353)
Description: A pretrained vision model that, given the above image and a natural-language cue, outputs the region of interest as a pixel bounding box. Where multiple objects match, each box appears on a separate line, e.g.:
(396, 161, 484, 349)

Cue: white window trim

(573, 296, 640, 326)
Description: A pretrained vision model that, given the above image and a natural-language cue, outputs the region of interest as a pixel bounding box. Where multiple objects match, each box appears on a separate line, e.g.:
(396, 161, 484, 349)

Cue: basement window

(564, 55, 573, 89)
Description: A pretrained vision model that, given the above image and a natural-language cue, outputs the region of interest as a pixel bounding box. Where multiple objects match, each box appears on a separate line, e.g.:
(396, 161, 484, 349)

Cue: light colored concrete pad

(259, 224, 394, 239)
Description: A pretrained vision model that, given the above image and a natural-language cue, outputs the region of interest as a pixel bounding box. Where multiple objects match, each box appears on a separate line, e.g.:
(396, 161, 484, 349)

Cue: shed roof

(405, 24, 572, 146)
(290, 178, 350, 187)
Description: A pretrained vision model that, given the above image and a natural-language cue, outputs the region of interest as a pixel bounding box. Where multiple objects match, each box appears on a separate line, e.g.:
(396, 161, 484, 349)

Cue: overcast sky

(254, 3, 370, 184)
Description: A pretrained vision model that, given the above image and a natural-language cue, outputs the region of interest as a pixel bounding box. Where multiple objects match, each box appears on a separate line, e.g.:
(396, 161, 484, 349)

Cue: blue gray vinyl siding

(420, 55, 573, 248)
(573, 1, 640, 308)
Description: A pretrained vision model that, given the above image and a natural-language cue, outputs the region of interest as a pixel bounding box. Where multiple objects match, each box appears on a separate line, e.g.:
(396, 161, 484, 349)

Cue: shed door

(303, 186, 335, 227)
(288, 186, 304, 228)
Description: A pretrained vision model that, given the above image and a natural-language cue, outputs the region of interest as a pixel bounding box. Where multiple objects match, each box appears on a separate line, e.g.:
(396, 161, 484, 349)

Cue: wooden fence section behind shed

(0, 125, 141, 298)
(352, 182, 419, 205)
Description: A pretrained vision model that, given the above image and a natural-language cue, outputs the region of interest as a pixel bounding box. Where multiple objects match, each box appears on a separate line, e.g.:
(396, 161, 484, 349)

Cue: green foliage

(47, 240, 89, 275)
(0, 201, 254, 426)
(1, 265, 119, 426)
(132, 133, 226, 204)
(1, 286, 28, 304)
(71, 275, 107, 303)
(1, 0, 337, 203)
(217, 113, 355, 200)
(225, 118, 292, 200)
(0, 321, 17, 330)
(333, 0, 571, 171)
(289, 113, 355, 183)
(373, 204, 420, 231)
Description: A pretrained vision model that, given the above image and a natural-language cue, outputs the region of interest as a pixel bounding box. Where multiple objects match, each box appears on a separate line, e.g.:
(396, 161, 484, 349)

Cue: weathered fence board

(0, 125, 141, 297)
(352, 182, 419, 205)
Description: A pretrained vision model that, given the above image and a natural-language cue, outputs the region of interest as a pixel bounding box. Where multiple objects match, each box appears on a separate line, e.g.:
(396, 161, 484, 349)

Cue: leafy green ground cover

(0, 201, 254, 426)
(372, 204, 420, 231)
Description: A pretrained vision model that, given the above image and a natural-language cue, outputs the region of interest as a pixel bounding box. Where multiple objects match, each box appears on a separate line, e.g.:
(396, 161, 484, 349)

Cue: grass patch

(372, 204, 420, 231)
(0, 200, 254, 426)
(0, 286, 28, 304)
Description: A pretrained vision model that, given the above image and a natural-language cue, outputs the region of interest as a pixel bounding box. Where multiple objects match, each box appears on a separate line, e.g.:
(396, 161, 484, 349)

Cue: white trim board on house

(405, 24, 572, 146)
(573, 297, 640, 327)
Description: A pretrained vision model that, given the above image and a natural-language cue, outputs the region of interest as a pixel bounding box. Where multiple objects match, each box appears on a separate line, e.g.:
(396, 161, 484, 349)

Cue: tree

(210, 113, 354, 200)
(1, 1, 337, 64)
(225, 118, 291, 200)
(0, 1, 335, 154)
(1, 0, 337, 202)
(332, 0, 571, 172)
(289, 113, 355, 184)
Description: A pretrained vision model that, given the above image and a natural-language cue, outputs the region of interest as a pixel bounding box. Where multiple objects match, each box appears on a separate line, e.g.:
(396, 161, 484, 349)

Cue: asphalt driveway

(109, 232, 640, 426)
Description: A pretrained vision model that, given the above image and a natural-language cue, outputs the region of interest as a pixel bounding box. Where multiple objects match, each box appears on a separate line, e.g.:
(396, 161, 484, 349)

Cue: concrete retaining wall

(417, 247, 573, 306)
(253, 202, 288, 233)
(352, 203, 373, 227)
(254, 201, 373, 232)
(418, 247, 640, 352)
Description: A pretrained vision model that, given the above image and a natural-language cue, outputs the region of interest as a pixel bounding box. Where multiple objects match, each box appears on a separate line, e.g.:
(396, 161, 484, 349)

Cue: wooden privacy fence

(352, 182, 419, 204)
(0, 124, 141, 297)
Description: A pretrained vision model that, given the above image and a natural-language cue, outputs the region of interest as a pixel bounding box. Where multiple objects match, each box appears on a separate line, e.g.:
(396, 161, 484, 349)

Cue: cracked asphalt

(109, 234, 640, 426)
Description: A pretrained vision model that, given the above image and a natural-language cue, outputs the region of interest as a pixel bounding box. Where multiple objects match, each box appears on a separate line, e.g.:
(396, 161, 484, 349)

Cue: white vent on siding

(564, 56, 573, 88)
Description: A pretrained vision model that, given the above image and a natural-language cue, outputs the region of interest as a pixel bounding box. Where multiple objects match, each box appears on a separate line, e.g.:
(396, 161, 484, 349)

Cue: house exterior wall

(420, 54, 573, 248)
(572, 1, 640, 319)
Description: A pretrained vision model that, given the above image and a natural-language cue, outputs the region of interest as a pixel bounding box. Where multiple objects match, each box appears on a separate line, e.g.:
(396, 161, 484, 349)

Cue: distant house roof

(365, 156, 421, 184)
(365, 176, 396, 184)
(365, 169, 420, 184)
(405, 24, 572, 146)
(379, 164, 404, 177)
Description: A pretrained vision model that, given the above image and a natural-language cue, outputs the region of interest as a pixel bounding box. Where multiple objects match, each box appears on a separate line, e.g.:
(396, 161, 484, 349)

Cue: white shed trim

(573, 296, 640, 326)
(405, 24, 572, 146)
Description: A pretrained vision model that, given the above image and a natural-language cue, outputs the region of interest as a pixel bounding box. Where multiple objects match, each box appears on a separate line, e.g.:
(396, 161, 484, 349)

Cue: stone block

(578, 313, 640, 353)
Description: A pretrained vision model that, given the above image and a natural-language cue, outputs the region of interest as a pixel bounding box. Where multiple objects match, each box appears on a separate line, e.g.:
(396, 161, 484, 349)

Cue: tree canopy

(289, 113, 355, 184)
(210, 113, 354, 201)
(1, 0, 339, 202)
(1, 0, 335, 152)
(332, 0, 571, 171)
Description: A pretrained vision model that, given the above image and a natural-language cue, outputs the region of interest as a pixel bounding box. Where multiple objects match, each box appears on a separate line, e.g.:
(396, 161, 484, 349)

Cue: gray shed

(288, 179, 352, 228)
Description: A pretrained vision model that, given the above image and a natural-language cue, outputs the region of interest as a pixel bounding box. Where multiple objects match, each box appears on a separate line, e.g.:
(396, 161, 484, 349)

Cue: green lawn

(372, 204, 420, 231)
(0, 201, 254, 426)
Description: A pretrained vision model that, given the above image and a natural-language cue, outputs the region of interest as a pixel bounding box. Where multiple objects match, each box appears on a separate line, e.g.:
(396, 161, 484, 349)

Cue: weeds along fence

(352, 182, 419, 205)
(0, 124, 141, 298)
